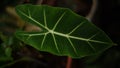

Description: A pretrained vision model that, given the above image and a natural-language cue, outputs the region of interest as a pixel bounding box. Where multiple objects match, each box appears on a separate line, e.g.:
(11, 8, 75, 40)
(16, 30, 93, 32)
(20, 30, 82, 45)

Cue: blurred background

(0, 0, 120, 68)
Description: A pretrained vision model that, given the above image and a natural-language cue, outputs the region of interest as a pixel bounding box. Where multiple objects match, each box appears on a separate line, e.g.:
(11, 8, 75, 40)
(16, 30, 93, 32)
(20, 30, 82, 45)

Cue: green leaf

(5, 47, 12, 57)
(0, 45, 13, 61)
(15, 4, 113, 58)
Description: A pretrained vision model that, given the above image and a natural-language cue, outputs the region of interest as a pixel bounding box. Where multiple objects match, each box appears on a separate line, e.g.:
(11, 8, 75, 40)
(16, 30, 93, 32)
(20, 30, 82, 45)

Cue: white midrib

(49, 30, 87, 41)
(49, 30, 110, 44)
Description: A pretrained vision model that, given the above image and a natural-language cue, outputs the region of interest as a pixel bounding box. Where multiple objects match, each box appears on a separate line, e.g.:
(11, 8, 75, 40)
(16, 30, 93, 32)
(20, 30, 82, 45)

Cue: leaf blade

(15, 4, 113, 58)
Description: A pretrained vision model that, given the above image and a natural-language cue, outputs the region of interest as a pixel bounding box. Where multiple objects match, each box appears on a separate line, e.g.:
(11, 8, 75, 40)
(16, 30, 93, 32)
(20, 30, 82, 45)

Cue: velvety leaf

(15, 4, 113, 58)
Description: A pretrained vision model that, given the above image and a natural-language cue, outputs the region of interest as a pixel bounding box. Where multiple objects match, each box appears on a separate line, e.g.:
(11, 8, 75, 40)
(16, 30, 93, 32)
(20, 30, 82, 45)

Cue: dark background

(0, 0, 120, 68)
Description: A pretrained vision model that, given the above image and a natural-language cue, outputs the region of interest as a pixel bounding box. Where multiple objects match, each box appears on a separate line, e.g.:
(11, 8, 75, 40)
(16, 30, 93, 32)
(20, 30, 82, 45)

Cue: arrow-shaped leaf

(15, 4, 113, 58)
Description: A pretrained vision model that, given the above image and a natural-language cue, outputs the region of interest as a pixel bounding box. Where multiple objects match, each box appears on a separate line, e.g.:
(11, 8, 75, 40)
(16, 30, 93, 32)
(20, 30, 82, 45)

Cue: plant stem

(37, 0, 43, 4)
(86, 0, 97, 21)
(66, 57, 72, 68)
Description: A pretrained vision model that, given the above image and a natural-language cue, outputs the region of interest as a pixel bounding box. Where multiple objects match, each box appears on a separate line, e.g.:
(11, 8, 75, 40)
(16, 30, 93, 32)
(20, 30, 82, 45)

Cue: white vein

(52, 12, 66, 30)
(52, 33, 60, 53)
(26, 35, 32, 40)
(68, 21, 85, 35)
(17, 9, 49, 31)
(67, 37, 78, 56)
(88, 32, 99, 40)
(87, 41, 96, 52)
(41, 33, 47, 49)
(28, 8, 31, 17)
(43, 9, 47, 27)
(25, 32, 47, 41)
(21, 32, 48, 36)
(88, 39, 109, 44)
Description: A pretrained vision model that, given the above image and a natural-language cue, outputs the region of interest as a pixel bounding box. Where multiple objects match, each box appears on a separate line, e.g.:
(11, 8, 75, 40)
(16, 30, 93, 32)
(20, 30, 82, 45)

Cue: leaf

(0, 33, 13, 61)
(15, 4, 113, 58)
(5, 47, 12, 57)
(0, 45, 13, 61)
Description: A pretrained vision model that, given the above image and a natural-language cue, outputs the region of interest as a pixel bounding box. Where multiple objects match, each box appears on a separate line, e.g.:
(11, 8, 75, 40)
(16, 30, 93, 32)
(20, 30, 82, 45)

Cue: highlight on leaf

(15, 4, 113, 58)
